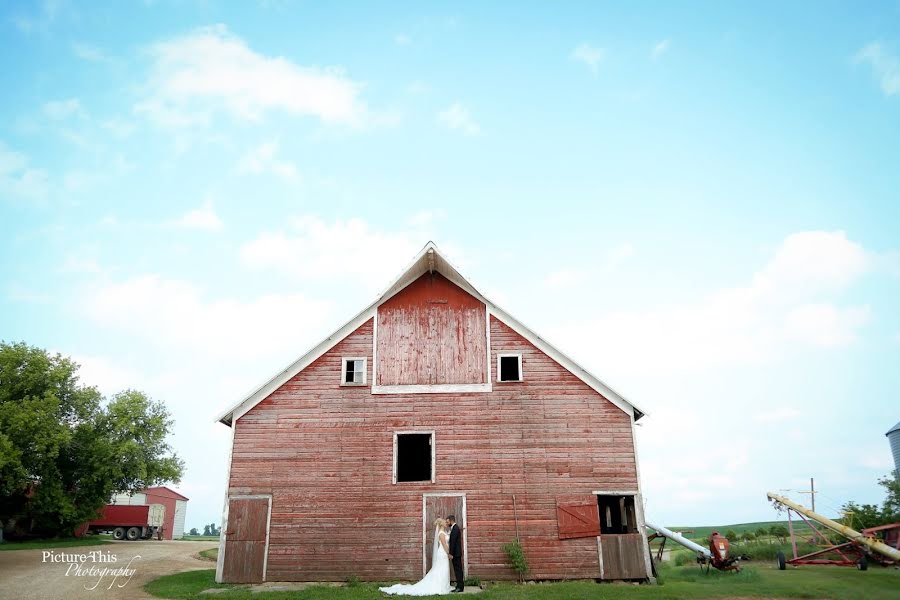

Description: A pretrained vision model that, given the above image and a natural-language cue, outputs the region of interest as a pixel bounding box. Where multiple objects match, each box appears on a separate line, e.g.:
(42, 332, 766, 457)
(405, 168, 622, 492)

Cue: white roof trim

(215, 242, 646, 426)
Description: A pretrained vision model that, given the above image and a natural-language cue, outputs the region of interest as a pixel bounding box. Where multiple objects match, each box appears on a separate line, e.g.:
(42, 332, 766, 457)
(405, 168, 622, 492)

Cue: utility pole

(799, 477, 817, 512)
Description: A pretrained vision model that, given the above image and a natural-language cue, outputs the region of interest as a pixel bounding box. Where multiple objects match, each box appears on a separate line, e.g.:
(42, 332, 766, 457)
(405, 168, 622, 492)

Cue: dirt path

(0, 540, 215, 600)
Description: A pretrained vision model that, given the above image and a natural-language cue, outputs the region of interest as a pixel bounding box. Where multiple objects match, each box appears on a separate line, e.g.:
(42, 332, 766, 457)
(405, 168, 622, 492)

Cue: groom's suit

(449, 523, 464, 591)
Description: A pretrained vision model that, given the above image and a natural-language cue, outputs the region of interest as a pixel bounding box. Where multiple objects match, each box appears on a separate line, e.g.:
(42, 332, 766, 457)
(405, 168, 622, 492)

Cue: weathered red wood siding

(228, 296, 638, 582)
(376, 273, 487, 386)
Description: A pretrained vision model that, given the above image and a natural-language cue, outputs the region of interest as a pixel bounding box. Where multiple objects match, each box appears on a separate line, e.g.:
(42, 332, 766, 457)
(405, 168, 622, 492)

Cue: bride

(380, 518, 452, 596)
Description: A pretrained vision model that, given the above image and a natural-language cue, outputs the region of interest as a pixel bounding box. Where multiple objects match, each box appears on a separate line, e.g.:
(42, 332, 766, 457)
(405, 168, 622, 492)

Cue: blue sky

(2, 0, 899, 531)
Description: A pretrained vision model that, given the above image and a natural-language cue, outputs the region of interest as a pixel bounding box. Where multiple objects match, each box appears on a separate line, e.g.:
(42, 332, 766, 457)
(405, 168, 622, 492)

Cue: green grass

(180, 535, 221, 541)
(199, 547, 218, 561)
(145, 563, 900, 600)
(0, 536, 112, 551)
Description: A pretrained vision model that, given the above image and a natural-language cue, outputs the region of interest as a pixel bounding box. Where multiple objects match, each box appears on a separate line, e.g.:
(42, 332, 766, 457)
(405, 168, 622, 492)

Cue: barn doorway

(422, 493, 467, 579)
(595, 492, 649, 580)
(221, 495, 271, 583)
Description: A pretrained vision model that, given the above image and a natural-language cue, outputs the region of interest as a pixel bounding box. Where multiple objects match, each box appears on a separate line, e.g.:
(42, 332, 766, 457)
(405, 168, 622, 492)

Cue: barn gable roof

(215, 242, 646, 426)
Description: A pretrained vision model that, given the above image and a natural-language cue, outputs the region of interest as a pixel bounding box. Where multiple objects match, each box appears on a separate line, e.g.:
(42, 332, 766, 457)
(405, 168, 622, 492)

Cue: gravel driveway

(0, 540, 215, 600)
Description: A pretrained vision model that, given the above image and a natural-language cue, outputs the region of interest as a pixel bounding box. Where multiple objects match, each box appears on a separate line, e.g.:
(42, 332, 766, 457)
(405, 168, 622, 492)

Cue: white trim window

(341, 357, 367, 386)
(497, 353, 523, 382)
(393, 431, 436, 484)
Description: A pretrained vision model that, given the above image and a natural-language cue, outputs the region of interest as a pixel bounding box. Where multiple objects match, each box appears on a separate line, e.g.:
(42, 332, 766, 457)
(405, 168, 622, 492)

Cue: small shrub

(502, 540, 529, 580)
(465, 575, 481, 587)
(345, 574, 360, 587)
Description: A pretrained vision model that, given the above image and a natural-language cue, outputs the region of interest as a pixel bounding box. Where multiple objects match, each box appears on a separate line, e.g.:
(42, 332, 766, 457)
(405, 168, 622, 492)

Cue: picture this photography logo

(42, 550, 141, 591)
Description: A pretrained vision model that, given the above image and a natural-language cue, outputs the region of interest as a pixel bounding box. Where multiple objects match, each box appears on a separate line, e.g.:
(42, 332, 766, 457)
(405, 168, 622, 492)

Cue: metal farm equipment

(645, 521, 741, 573)
(767, 492, 900, 570)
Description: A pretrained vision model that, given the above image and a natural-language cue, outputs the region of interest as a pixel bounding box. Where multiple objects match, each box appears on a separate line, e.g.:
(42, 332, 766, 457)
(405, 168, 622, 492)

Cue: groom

(445, 515, 464, 592)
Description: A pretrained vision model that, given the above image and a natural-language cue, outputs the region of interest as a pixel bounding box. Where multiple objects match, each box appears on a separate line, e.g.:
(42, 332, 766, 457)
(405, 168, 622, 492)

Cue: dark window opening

(397, 433, 432, 482)
(597, 494, 638, 534)
(499, 355, 521, 381)
(344, 359, 364, 384)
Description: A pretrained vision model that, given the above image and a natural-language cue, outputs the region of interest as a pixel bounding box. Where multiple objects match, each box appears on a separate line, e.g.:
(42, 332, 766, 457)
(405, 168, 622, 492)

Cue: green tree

(878, 472, 900, 522)
(755, 527, 768, 540)
(0, 342, 184, 538)
(741, 531, 755, 542)
(189, 528, 199, 536)
(203, 524, 211, 536)
(839, 473, 900, 530)
(208, 522, 221, 536)
(725, 529, 737, 542)
(769, 525, 788, 544)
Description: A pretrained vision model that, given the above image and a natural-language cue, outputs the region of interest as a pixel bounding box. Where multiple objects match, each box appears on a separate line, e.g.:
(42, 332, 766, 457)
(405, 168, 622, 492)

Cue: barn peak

(214, 241, 645, 426)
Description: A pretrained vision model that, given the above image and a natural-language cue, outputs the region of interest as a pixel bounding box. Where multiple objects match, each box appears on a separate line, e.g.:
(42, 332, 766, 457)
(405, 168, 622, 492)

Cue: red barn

(214, 243, 651, 584)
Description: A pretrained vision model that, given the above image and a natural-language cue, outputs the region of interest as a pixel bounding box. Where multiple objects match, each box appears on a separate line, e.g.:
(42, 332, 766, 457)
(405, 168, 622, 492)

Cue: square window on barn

(393, 432, 434, 483)
(497, 353, 523, 382)
(341, 357, 367, 386)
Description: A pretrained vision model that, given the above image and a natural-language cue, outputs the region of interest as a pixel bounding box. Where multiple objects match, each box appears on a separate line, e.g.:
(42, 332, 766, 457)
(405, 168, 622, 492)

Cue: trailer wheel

(776, 551, 786, 570)
(126, 527, 140, 541)
(113, 527, 126, 540)
(857, 556, 868, 571)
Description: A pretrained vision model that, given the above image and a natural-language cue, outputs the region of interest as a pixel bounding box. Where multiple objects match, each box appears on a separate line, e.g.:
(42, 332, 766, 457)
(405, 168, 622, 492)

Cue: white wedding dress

(380, 527, 452, 596)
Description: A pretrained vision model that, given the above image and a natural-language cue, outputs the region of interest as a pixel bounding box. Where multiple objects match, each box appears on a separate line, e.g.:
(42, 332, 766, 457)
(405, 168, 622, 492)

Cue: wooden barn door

(599, 534, 648, 580)
(423, 494, 466, 578)
(222, 496, 271, 583)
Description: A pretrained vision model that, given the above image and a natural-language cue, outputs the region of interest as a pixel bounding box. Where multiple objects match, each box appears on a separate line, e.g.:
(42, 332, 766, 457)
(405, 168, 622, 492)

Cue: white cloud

(72, 42, 113, 63)
(172, 199, 224, 231)
(437, 103, 481, 136)
(753, 407, 802, 424)
(543, 242, 633, 289)
(604, 242, 634, 270)
(0, 141, 49, 199)
(43, 98, 86, 120)
(101, 117, 135, 138)
(240, 216, 423, 287)
(406, 209, 446, 228)
(135, 24, 368, 126)
(783, 304, 871, 348)
(855, 42, 900, 97)
(548, 231, 873, 377)
(71, 354, 145, 396)
(651, 39, 670, 60)
(544, 269, 587, 289)
(61, 256, 105, 275)
(236, 140, 299, 180)
(83, 275, 332, 360)
(571, 43, 605, 75)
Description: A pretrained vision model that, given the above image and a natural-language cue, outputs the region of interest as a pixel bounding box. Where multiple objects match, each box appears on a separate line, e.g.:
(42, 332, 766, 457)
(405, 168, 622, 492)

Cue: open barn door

(595, 493, 650, 580)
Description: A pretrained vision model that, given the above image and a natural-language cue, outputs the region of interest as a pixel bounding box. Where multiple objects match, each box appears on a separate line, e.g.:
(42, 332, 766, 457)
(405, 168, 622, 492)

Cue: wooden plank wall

(376, 273, 487, 386)
(229, 310, 638, 582)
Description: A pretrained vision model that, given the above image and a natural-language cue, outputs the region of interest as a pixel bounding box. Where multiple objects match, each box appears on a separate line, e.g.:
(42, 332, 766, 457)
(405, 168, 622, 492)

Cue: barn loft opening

(396, 433, 433, 482)
(597, 494, 638, 534)
(498, 354, 522, 382)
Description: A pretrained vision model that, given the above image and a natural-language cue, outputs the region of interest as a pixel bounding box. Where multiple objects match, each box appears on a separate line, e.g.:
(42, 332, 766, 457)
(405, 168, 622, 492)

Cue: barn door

(423, 494, 466, 578)
(222, 496, 270, 583)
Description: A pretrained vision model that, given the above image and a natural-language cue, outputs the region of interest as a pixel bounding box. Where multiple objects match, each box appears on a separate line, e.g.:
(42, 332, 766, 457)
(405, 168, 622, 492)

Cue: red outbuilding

(111, 486, 189, 540)
(214, 243, 650, 584)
